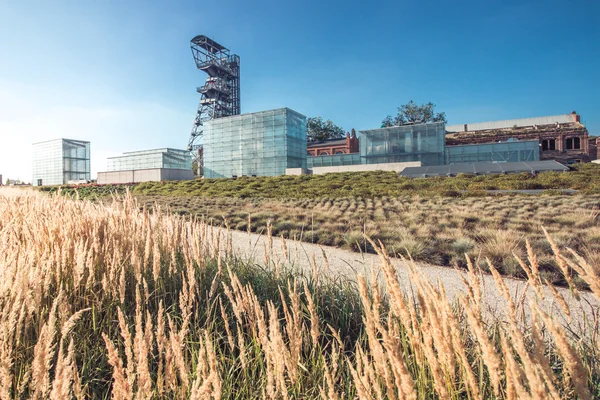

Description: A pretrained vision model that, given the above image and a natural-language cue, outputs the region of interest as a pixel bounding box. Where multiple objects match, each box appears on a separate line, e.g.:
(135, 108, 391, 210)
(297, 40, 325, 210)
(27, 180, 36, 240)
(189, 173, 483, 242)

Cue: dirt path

(216, 226, 598, 327)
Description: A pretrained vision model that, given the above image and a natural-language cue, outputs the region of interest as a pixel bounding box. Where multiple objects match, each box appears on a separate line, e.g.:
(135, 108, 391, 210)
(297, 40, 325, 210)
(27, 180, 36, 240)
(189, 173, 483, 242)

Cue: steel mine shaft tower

(187, 35, 240, 174)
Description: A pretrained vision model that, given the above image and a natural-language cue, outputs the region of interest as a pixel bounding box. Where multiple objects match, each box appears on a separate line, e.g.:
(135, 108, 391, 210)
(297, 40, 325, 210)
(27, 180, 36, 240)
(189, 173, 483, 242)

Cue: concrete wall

(285, 168, 311, 176)
(286, 162, 421, 176)
(312, 161, 421, 175)
(160, 169, 194, 181)
(97, 168, 193, 184)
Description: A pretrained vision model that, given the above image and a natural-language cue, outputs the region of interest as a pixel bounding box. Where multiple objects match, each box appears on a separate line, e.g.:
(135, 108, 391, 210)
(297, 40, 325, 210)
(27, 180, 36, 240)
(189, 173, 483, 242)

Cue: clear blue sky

(1, 0, 598, 182)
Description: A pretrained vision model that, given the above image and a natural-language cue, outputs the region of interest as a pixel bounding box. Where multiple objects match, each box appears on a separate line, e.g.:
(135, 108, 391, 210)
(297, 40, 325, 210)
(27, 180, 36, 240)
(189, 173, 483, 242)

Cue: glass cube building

(445, 140, 540, 164)
(32, 139, 90, 186)
(359, 122, 446, 166)
(107, 148, 192, 171)
(203, 108, 306, 178)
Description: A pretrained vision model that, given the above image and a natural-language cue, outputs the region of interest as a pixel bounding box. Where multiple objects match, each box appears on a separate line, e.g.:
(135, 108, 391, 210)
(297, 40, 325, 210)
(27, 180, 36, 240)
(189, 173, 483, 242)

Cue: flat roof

(107, 148, 189, 159)
(446, 114, 577, 133)
(204, 107, 306, 123)
(190, 35, 227, 52)
(308, 139, 347, 147)
(32, 138, 90, 145)
(400, 160, 569, 178)
(360, 121, 445, 135)
(121, 148, 188, 155)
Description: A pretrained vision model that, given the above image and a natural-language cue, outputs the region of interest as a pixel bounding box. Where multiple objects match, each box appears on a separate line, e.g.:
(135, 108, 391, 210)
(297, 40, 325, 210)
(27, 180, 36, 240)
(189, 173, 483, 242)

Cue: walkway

(216, 226, 597, 328)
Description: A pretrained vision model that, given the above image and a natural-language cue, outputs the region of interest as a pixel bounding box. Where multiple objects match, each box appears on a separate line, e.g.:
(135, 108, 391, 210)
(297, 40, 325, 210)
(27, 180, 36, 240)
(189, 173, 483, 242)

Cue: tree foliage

(382, 100, 447, 127)
(307, 117, 345, 142)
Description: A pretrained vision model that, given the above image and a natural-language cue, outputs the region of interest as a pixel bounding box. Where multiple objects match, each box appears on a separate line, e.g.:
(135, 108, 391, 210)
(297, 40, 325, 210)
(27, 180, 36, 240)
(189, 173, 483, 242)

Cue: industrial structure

(32, 139, 90, 186)
(446, 112, 592, 164)
(185, 34, 569, 180)
(297, 121, 545, 175)
(187, 35, 241, 173)
(97, 148, 193, 184)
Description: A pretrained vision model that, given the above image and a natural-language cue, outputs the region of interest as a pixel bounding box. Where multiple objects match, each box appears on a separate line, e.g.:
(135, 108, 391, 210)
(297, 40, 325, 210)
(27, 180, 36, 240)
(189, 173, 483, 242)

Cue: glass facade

(359, 122, 446, 166)
(307, 153, 361, 168)
(445, 140, 540, 164)
(32, 139, 90, 186)
(203, 108, 306, 178)
(107, 148, 192, 171)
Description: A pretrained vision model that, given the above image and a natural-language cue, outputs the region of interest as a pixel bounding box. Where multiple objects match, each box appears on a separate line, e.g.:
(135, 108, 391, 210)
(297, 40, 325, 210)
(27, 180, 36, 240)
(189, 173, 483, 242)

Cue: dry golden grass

(0, 189, 599, 398)
(138, 194, 600, 283)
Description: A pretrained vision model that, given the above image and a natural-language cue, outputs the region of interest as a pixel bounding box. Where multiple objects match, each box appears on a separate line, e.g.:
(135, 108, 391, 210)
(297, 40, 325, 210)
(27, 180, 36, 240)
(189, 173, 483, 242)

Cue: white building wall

(97, 168, 193, 184)
(286, 161, 421, 176)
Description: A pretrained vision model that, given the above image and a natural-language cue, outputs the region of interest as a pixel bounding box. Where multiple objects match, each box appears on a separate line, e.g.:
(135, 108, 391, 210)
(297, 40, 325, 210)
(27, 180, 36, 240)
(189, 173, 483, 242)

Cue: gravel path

(215, 226, 598, 327)
(2, 187, 596, 329)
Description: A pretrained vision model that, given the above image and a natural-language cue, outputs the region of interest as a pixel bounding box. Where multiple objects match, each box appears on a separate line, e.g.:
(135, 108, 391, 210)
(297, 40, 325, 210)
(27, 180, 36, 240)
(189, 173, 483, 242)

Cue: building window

(336, 151, 344, 155)
(541, 139, 555, 151)
(319, 151, 329, 156)
(307, 152, 313, 157)
(566, 137, 580, 150)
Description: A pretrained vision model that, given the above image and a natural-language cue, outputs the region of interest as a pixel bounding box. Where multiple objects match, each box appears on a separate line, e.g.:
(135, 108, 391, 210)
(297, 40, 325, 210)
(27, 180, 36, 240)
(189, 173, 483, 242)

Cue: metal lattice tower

(187, 35, 240, 174)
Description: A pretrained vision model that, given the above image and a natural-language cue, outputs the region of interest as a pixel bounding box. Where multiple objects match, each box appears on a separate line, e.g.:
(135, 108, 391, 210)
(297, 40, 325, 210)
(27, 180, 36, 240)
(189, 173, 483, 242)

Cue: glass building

(32, 139, 90, 186)
(307, 153, 361, 168)
(445, 140, 540, 164)
(107, 148, 192, 171)
(359, 122, 446, 166)
(203, 108, 306, 178)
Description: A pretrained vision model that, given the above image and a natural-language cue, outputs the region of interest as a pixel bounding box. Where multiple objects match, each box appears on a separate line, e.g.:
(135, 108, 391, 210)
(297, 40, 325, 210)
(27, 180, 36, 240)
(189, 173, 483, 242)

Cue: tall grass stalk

(0, 190, 599, 398)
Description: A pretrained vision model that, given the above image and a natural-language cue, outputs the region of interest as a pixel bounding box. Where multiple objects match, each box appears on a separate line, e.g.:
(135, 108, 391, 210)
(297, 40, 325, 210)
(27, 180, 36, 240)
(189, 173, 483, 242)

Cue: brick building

(588, 137, 600, 160)
(307, 129, 359, 156)
(446, 112, 593, 164)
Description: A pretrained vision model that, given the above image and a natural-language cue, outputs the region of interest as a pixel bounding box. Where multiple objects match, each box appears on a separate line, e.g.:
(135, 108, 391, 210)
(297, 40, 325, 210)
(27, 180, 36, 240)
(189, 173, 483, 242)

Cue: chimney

(571, 111, 580, 123)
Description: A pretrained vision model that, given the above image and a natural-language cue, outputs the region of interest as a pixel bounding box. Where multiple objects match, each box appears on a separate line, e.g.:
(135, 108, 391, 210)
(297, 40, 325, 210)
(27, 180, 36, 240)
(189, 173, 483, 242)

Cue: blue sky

(1, 0, 598, 182)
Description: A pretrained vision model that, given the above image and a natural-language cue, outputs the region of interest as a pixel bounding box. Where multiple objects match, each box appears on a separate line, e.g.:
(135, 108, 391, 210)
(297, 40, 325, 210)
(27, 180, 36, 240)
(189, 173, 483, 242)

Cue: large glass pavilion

(32, 139, 90, 186)
(202, 108, 306, 178)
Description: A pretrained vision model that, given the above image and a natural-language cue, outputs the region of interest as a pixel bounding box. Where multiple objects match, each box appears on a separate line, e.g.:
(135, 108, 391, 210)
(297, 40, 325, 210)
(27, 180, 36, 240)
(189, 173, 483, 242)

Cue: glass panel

(203, 108, 307, 178)
(32, 139, 91, 186)
(107, 148, 192, 171)
(445, 140, 540, 164)
(359, 123, 446, 166)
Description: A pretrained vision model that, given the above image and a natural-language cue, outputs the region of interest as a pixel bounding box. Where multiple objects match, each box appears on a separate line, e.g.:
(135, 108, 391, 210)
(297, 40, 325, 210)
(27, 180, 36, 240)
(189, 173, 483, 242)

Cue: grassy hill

(41, 162, 600, 200)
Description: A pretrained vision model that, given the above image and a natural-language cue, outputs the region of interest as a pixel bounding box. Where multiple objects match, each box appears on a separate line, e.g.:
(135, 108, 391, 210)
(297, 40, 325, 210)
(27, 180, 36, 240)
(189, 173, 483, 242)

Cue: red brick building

(446, 112, 594, 164)
(307, 129, 359, 156)
(588, 137, 600, 160)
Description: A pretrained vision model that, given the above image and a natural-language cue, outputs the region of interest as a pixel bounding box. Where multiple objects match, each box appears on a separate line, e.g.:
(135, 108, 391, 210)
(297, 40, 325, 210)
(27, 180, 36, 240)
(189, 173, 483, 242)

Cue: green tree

(382, 100, 447, 127)
(307, 117, 345, 142)
(5, 179, 10, 185)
